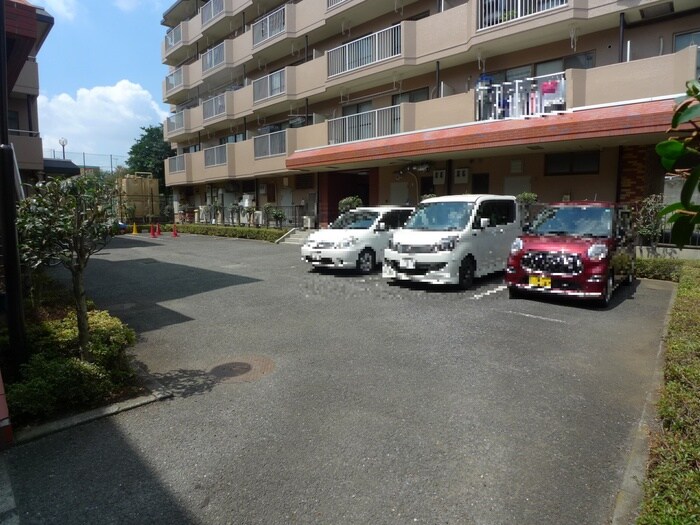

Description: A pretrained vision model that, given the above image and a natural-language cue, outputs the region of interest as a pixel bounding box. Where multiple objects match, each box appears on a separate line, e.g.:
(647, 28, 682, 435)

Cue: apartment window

(392, 87, 429, 105)
(184, 144, 200, 153)
(545, 151, 600, 176)
(342, 101, 373, 116)
(675, 30, 700, 51)
(220, 133, 245, 144)
(8, 110, 19, 131)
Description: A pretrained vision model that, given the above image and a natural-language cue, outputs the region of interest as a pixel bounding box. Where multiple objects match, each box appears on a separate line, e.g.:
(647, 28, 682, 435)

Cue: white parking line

(501, 310, 567, 324)
(472, 285, 507, 300)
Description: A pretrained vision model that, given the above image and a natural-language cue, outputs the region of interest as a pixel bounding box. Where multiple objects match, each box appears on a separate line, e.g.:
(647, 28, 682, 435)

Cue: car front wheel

(357, 249, 376, 274)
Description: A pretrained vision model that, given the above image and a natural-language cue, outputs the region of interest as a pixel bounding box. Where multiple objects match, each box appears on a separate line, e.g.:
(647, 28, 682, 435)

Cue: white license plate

(399, 258, 415, 269)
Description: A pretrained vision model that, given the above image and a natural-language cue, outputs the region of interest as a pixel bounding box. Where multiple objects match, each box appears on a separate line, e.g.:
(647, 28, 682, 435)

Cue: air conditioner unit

(454, 168, 469, 184)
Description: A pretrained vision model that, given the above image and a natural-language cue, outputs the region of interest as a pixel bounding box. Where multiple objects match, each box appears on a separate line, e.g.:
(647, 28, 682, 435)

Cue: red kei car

(505, 201, 635, 306)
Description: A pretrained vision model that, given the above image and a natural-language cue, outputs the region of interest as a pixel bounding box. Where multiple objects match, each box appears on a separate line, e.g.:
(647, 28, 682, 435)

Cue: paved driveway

(2, 233, 675, 524)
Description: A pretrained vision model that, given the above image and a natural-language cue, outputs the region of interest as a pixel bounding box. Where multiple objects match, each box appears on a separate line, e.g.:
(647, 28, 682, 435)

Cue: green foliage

(634, 194, 665, 243)
(126, 125, 174, 191)
(656, 80, 700, 248)
(161, 223, 288, 242)
(338, 195, 363, 213)
(515, 192, 538, 205)
(639, 262, 700, 523)
(420, 194, 437, 201)
(635, 257, 684, 282)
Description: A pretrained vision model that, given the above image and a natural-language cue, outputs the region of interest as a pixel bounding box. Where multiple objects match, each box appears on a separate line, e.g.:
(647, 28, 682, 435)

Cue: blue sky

(30, 0, 172, 167)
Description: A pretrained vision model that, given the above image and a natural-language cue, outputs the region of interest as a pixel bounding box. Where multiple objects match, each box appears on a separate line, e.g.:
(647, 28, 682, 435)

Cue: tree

(16, 174, 114, 358)
(126, 125, 174, 192)
(338, 195, 363, 213)
(656, 80, 700, 248)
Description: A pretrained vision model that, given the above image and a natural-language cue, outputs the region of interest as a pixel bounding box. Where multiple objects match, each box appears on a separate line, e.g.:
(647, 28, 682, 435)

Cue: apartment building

(161, 0, 700, 227)
(5, 0, 53, 185)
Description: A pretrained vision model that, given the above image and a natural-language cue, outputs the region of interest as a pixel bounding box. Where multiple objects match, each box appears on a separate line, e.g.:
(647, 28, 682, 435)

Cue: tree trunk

(71, 265, 91, 360)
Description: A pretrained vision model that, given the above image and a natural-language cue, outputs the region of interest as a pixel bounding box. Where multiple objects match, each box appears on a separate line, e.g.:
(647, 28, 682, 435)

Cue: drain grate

(209, 356, 274, 383)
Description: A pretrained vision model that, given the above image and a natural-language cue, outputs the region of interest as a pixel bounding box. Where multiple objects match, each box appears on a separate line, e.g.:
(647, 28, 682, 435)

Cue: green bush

(7, 355, 113, 423)
(160, 223, 288, 242)
(635, 258, 684, 282)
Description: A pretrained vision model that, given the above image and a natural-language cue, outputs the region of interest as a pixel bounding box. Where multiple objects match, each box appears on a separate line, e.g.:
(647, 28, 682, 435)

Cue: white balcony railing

(478, 0, 567, 29)
(201, 0, 224, 26)
(166, 111, 185, 133)
(328, 106, 400, 144)
(165, 24, 182, 50)
(476, 72, 566, 120)
(327, 0, 350, 9)
(204, 144, 227, 167)
(253, 70, 286, 102)
(254, 130, 286, 158)
(252, 5, 286, 47)
(202, 42, 225, 73)
(166, 68, 183, 91)
(203, 94, 226, 120)
(328, 25, 401, 77)
(169, 155, 186, 173)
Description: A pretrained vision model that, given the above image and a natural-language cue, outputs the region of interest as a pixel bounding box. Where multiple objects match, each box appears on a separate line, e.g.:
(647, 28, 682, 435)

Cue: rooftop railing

(252, 5, 286, 47)
(328, 106, 400, 144)
(328, 25, 401, 77)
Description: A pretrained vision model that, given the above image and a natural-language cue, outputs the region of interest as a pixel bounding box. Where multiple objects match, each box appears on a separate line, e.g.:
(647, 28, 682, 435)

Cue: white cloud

(30, 0, 78, 21)
(39, 80, 169, 162)
(112, 0, 139, 12)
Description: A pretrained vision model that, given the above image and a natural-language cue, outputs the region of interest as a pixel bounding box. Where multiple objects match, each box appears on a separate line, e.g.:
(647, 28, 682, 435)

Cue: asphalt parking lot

(2, 233, 675, 524)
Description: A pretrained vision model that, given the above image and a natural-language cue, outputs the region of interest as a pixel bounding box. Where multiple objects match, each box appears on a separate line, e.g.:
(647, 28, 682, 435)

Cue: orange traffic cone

(156, 223, 162, 236)
(132, 223, 138, 235)
(150, 224, 156, 238)
(172, 224, 179, 237)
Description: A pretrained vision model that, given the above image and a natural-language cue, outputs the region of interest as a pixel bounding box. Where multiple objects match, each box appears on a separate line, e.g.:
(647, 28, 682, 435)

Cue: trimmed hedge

(159, 223, 288, 242)
(638, 262, 700, 523)
(635, 257, 685, 282)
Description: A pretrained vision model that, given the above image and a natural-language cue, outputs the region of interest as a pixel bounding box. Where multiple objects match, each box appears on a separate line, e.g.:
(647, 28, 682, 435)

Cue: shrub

(338, 196, 363, 213)
(634, 194, 664, 245)
(635, 258, 684, 282)
(160, 223, 288, 242)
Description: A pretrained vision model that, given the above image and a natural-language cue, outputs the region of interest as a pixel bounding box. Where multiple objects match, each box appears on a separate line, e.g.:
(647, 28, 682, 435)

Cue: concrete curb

(610, 281, 677, 524)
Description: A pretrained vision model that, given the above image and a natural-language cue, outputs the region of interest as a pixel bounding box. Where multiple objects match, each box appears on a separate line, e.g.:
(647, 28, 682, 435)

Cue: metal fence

(43, 149, 129, 173)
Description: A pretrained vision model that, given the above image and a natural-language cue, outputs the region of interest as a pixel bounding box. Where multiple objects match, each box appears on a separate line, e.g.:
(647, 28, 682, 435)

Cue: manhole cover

(209, 356, 275, 383)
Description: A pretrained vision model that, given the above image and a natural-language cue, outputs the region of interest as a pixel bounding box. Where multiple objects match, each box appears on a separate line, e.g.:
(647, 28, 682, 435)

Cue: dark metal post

(0, 0, 28, 378)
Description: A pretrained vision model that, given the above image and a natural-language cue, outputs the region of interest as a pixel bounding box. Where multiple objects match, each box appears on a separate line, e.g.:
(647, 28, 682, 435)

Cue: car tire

(598, 273, 614, 307)
(458, 257, 475, 290)
(508, 286, 521, 299)
(357, 249, 376, 274)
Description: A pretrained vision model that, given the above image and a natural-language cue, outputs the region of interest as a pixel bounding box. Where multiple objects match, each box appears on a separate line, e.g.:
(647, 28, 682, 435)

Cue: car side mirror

(480, 217, 491, 229)
(522, 223, 531, 233)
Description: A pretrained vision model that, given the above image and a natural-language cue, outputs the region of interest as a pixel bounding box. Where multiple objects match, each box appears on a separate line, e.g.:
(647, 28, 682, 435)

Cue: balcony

(327, 0, 350, 10)
(476, 72, 566, 121)
(164, 24, 182, 51)
(254, 130, 286, 159)
(164, 107, 203, 142)
(252, 5, 285, 47)
(13, 60, 38, 95)
(328, 106, 400, 144)
(166, 111, 185, 134)
(202, 93, 227, 121)
(202, 42, 225, 74)
(253, 69, 285, 103)
(478, 0, 568, 30)
(9, 130, 42, 171)
(328, 25, 401, 77)
(200, 0, 223, 27)
(165, 153, 193, 186)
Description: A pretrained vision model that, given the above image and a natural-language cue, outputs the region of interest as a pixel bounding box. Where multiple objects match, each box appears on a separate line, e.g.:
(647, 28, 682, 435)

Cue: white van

(382, 195, 520, 288)
(301, 206, 413, 273)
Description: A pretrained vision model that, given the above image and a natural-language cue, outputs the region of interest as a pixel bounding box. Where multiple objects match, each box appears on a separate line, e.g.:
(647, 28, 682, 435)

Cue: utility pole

(0, 1, 28, 379)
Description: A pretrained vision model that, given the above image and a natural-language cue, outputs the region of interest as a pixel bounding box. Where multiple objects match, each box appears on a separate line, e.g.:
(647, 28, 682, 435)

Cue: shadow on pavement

(146, 366, 220, 398)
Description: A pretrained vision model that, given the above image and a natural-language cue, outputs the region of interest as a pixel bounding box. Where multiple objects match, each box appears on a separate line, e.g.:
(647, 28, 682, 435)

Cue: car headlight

(510, 237, 523, 255)
(335, 236, 358, 249)
(587, 243, 608, 260)
(432, 236, 458, 252)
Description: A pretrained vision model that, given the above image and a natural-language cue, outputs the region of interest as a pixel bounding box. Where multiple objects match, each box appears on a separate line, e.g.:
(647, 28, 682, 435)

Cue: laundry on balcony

(540, 80, 558, 94)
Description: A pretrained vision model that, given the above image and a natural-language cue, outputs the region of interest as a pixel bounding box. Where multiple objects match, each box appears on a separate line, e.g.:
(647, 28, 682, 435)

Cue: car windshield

(330, 210, 380, 230)
(531, 205, 613, 237)
(403, 202, 474, 231)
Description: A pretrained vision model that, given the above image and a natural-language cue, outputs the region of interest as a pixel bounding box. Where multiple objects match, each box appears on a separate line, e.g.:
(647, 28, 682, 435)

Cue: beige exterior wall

(13, 61, 39, 96)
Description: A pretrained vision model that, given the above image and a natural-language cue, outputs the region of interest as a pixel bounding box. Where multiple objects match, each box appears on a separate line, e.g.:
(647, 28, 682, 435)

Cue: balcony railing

(169, 155, 186, 173)
(201, 0, 224, 26)
(327, 0, 350, 9)
(165, 24, 182, 50)
(252, 5, 286, 47)
(254, 130, 286, 158)
(253, 70, 286, 102)
(476, 72, 566, 121)
(203, 94, 226, 120)
(328, 25, 401, 77)
(166, 68, 183, 91)
(166, 111, 185, 133)
(328, 106, 400, 144)
(202, 42, 225, 73)
(204, 144, 227, 167)
(478, 0, 567, 29)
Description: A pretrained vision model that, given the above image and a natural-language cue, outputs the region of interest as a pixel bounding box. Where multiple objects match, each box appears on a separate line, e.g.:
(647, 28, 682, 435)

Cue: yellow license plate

(529, 275, 551, 288)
